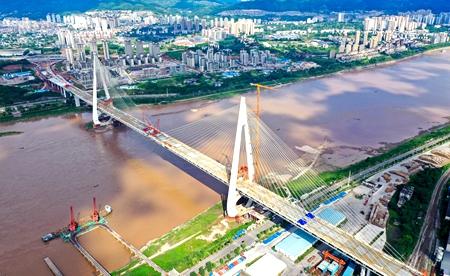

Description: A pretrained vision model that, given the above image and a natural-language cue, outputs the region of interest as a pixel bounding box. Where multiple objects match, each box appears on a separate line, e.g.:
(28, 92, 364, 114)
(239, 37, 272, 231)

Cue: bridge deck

(64, 84, 420, 276)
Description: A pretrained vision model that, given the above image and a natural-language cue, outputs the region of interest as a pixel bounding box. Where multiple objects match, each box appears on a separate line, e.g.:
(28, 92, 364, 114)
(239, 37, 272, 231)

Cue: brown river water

(0, 50, 449, 275)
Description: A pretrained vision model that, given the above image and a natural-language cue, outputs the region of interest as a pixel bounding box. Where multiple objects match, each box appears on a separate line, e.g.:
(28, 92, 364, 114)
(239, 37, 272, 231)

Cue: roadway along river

(0, 50, 449, 275)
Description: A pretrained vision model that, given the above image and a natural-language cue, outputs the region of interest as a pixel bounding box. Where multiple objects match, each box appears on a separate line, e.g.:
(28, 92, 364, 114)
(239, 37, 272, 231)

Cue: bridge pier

(74, 95, 81, 107)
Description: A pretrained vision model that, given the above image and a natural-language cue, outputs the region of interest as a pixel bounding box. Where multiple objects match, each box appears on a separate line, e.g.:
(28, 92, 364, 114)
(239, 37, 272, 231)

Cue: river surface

(0, 50, 449, 275)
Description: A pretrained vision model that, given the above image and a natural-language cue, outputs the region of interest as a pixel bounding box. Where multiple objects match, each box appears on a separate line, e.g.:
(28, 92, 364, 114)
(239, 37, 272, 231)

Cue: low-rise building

(242, 253, 286, 276)
(397, 186, 414, 208)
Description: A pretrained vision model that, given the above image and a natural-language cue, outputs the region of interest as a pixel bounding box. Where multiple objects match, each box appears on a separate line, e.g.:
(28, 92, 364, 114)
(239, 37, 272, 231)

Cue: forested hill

(1, 0, 449, 19)
(230, 0, 450, 14)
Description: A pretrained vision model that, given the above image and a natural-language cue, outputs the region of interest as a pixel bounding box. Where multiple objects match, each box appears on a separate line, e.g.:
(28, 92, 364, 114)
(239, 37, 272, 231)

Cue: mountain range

(1, 0, 449, 19)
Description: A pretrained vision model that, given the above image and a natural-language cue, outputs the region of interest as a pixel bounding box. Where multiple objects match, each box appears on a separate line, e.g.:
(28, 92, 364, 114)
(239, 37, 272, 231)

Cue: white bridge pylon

(227, 97, 255, 217)
(92, 51, 111, 126)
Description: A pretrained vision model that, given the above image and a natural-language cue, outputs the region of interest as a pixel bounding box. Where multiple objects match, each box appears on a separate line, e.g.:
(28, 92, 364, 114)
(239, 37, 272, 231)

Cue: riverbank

(113, 203, 253, 275)
(133, 43, 450, 107)
(0, 105, 88, 124)
(317, 123, 450, 185)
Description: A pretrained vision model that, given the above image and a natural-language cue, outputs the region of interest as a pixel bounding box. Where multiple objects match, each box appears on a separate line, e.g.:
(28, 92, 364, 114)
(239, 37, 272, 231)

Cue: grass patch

(111, 259, 140, 276)
(142, 203, 223, 258)
(111, 262, 160, 276)
(295, 246, 316, 263)
(114, 203, 224, 275)
(246, 255, 264, 267)
(152, 222, 252, 272)
(256, 225, 281, 241)
(114, 203, 254, 274)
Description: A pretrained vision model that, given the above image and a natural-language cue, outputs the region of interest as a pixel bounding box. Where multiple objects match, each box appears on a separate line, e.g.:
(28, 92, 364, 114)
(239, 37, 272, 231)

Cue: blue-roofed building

(317, 260, 330, 272)
(274, 229, 317, 261)
(322, 191, 347, 205)
(317, 207, 346, 227)
(342, 262, 355, 276)
(328, 261, 340, 275)
(222, 71, 240, 78)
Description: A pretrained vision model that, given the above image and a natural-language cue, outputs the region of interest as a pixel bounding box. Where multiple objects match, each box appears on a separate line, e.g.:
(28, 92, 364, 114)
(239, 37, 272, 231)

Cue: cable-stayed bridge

(45, 54, 423, 276)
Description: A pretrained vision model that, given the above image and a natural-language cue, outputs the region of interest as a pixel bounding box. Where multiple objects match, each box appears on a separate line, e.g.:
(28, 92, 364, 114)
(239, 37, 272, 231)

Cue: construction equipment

(68, 206, 78, 232)
(141, 107, 161, 137)
(92, 197, 100, 222)
(323, 250, 346, 266)
(250, 83, 276, 118)
(250, 83, 276, 181)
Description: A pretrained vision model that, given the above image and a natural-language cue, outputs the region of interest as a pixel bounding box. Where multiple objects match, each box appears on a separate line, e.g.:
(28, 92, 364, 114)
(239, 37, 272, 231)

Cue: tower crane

(250, 83, 276, 118)
(249, 83, 276, 181)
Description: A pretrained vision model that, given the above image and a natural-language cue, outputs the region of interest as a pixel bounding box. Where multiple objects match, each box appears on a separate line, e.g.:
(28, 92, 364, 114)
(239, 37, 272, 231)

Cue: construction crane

(250, 83, 276, 181)
(250, 83, 276, 118)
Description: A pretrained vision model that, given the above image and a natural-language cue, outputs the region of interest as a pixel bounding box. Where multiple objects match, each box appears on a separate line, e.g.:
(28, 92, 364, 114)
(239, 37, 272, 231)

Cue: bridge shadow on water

(152, 139, 229, 195)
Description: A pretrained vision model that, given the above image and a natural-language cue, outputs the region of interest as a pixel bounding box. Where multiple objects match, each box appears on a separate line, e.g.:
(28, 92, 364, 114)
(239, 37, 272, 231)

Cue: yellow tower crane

(250, 83, 276, 182)
(250, 83, 276, 118)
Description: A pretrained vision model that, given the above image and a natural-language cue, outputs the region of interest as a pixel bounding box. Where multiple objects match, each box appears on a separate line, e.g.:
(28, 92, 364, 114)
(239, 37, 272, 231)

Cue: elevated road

(59, 83, 421, 276)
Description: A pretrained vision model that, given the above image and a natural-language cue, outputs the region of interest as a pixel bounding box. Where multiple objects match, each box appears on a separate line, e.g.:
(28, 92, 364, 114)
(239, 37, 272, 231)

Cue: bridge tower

(92, 52, 112, 126)
(92, 52, 101, 126)
(227, 97, 255, 217)
(96, 55, 111, 101)
(68, 206, 78, 232)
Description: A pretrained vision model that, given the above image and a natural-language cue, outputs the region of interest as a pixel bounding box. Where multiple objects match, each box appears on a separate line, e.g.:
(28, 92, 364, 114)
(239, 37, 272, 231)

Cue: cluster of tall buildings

(46, 13, 62, 24)
(180, 46, 275, 72)
(363, 16, 423, 32)
(432, 32, 449, 44)
(239, 49, 274, 67)
(62, 40, 109, 67)
(55, 11, 158, 30)
(336, 12, 450, 62)
(0, 17, 54, 33)
(338, 30, 388, 54)
(57, 29, 111, 69)
(158, 15, 205, 34)
(121, 40, 161, 67)
(201, 18, 257, 41)
(181, 48, 234, 72)
(400, 10, 450, 26)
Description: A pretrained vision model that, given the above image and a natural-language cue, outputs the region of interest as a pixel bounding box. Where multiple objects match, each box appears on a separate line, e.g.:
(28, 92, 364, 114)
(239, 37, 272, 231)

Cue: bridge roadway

(63, 84, 421, 276)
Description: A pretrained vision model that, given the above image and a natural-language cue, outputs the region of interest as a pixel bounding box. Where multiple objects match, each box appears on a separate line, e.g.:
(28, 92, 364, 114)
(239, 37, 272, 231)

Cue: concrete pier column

(74, 95, 81, 107)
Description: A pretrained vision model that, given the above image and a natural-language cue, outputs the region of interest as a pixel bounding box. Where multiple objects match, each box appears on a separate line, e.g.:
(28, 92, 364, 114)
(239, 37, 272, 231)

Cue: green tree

(198, 266, 205, 276)
(205, 261, 213, 272)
